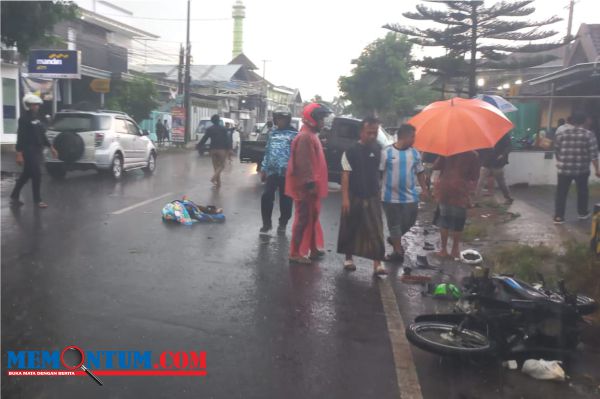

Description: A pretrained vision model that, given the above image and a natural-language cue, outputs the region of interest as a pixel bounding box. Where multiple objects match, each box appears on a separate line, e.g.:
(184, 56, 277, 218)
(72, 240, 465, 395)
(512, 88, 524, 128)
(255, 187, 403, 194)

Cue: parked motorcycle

(406, 268, 597, 358)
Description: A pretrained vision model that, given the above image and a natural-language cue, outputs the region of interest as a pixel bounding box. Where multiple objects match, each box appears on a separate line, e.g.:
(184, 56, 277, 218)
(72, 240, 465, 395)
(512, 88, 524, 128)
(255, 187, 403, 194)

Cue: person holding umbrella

(432, 152, 480, 258)
(408, 97, 514, 259)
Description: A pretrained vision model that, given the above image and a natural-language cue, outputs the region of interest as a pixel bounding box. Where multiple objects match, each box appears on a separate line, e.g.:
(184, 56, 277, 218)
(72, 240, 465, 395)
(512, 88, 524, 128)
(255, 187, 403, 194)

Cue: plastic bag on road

(521, 359, 566, 381)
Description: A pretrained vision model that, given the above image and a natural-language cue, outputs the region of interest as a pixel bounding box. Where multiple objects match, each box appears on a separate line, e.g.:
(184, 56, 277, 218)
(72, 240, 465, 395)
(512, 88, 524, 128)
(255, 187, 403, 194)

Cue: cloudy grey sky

(76, 0, 600, 100)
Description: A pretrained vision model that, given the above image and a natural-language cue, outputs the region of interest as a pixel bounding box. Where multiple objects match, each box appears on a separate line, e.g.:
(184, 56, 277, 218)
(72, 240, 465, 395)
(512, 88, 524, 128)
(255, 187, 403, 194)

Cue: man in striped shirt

(380, 124, 430, 260)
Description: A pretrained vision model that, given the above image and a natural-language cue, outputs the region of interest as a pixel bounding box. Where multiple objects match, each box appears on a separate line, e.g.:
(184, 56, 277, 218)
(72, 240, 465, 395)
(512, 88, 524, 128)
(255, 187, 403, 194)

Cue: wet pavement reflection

(1, 151, 599, 398)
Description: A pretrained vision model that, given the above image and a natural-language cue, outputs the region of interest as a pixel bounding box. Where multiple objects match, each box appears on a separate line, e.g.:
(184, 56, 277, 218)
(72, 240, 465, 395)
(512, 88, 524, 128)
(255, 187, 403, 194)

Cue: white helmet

(460, 249, 483, 265)
(22, 93, 43, 111)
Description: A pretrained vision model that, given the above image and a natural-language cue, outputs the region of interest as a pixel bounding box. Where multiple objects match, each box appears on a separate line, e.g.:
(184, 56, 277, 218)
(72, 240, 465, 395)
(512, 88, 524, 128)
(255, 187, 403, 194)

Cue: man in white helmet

(10, 93, 57, 208)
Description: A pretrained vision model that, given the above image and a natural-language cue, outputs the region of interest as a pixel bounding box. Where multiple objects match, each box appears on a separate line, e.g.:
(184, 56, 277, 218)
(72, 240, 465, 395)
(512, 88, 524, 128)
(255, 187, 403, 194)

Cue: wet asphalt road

(2, 151, 600, 398)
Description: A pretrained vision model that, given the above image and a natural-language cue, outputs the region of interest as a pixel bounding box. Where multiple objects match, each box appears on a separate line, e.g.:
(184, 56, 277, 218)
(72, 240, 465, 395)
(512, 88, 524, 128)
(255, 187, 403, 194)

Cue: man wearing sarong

(285, 103, 332, 264)
(337, 116, 387, 275)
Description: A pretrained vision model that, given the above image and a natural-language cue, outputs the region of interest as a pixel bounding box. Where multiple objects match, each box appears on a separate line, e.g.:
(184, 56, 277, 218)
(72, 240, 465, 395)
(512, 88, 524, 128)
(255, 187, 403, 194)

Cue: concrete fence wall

(505, 151, 600, 186)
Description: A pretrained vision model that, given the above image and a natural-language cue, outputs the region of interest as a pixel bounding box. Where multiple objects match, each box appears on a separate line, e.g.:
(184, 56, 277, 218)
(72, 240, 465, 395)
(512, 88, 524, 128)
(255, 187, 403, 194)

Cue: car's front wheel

(144, 152, 156, 175)
(46, 163, 67, 179)
(111, 154, 124, 180)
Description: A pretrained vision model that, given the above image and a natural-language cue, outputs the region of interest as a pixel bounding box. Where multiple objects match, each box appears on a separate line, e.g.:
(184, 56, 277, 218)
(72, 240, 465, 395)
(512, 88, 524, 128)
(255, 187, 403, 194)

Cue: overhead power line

(100, 13, 230, 22)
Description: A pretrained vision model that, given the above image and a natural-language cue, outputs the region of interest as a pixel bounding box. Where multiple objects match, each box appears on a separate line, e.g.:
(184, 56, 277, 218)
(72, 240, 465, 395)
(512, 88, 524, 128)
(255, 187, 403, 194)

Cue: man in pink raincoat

(285, 103, 332, 263)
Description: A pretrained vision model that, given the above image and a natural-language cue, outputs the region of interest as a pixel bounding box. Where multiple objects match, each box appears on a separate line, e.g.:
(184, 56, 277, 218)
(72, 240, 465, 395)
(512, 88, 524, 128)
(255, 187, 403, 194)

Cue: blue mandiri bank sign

(27, 50, 81, 79)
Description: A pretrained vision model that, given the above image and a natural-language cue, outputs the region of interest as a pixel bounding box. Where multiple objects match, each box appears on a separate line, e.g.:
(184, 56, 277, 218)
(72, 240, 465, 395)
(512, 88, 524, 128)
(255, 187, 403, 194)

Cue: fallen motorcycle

(463, 271, 598, 316)
(406, 268, 597, 358)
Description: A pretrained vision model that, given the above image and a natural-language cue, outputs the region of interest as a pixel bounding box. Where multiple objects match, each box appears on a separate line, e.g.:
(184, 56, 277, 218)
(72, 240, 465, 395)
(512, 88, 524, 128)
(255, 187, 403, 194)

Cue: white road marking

(379, 278, 424, 399)
(110, 192, 174, 215)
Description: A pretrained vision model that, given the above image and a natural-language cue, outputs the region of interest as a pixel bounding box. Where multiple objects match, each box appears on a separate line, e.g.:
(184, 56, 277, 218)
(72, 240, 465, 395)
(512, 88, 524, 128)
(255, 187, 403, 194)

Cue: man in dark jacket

(474, 133, 513, 204)
(199, 114, 232, 186)
(10, 94, 57, 208)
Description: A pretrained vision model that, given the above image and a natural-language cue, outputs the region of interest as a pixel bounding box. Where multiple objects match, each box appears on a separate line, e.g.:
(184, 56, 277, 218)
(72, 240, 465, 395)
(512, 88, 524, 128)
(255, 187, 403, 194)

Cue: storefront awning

(81, 65, 112, 79)
(526, 62, 600, 92)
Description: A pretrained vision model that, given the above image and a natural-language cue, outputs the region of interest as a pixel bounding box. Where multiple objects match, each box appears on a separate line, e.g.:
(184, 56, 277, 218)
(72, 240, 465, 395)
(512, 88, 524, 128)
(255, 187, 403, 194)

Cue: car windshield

(196, 120, 212, 134)
(51, 114, 111, 132)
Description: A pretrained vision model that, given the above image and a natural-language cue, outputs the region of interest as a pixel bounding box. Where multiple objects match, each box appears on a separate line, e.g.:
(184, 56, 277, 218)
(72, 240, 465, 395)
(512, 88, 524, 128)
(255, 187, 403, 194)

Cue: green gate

(506, 102, 541, 149)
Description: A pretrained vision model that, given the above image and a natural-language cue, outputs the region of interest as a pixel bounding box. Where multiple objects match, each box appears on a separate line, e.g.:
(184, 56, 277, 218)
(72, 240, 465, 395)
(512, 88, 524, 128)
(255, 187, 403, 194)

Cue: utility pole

(566, 0, 575, 43)
(183, 0, 191, 144)
(261, 59, 270, 122)
(178, 44, 184, 95)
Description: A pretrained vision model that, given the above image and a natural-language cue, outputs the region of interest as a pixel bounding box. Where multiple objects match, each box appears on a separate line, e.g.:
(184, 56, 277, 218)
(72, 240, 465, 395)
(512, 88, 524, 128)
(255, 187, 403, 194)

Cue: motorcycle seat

(510, 299, 537, 311)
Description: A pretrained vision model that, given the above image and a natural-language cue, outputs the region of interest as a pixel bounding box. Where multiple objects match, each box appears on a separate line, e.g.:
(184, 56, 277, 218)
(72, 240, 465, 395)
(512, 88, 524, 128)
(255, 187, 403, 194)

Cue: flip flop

(10, 199, 24, 207)
(289, 256, 311, 264)
(343, 260, 356, 271)
(399, 274, 432, 284)
(374, 265, 388, 276)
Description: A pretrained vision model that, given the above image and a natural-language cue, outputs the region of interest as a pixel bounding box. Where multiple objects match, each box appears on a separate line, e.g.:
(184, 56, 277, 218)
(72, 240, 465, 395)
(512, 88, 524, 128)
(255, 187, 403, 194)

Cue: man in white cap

(10, 93, 57, 208)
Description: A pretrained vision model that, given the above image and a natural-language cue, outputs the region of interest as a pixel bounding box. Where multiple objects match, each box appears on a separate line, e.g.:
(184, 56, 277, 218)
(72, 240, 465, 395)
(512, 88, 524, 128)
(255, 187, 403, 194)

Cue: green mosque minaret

(232, 0, 245, 58)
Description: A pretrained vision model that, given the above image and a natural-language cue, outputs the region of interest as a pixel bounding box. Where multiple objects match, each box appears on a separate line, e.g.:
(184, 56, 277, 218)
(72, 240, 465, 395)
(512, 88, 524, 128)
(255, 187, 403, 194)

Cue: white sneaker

(578, 213, 591, 220)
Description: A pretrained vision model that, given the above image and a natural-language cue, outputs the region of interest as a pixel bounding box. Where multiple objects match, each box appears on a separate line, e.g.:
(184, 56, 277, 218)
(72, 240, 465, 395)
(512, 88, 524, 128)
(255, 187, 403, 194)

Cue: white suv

(44, 110, 157, 180)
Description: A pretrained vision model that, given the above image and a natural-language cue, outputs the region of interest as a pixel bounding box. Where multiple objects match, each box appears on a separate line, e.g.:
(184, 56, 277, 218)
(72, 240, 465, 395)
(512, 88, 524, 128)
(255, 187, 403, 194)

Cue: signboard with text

(90, 79, 110, 93)
(27, 50, 81, 79)
(170, 107, 185, 143)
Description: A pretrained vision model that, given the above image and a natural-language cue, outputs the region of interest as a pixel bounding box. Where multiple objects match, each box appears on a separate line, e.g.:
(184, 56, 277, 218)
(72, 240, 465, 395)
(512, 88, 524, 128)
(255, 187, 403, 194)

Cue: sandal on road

(10, 198, 24, 207)
(374, 265, 388, 276)
(309, 249, 326, 260)
(37, 202, 48, 209)
(343, 260, 356, 271)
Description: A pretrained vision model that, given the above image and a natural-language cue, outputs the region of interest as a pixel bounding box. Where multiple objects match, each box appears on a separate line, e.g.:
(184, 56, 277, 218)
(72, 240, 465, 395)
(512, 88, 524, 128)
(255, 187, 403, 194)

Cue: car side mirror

(142, 129, 149, 136)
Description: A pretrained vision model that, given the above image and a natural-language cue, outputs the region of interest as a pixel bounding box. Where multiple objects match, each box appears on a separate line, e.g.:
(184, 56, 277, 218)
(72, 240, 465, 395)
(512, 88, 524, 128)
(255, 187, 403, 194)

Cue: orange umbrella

(408, 97, 514, 156)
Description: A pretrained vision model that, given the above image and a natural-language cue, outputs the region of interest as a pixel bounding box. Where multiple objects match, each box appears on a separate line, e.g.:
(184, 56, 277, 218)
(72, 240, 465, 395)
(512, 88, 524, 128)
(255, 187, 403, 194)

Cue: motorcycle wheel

(406, 322, 494, 357)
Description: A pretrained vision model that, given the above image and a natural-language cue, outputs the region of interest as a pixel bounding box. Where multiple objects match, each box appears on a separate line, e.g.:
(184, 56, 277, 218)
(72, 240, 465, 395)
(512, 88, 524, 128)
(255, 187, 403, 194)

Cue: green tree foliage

(384, 0, 565, 96)
(106, 77, 159, 122)
(1, 1, 78, 55)
(338, 33, 435, 125)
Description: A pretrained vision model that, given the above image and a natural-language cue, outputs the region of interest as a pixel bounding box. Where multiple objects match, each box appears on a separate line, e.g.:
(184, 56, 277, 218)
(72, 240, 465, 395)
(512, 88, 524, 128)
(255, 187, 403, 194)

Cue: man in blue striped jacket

(380, 124, 430, 261)
(259, 106, 298, 235)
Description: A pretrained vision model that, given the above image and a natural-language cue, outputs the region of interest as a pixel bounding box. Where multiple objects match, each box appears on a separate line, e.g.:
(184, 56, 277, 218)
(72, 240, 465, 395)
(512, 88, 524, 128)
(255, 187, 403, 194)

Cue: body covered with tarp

(161, 198, 225, 225)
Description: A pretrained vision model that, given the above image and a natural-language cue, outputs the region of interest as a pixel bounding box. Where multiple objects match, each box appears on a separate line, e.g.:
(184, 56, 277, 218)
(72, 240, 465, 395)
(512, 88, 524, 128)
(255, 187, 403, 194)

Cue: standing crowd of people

(196, 102, 600, 274)
(253, 102, 491, 274)
(9, 93, 599, 264)
(155, 119, 170, 145)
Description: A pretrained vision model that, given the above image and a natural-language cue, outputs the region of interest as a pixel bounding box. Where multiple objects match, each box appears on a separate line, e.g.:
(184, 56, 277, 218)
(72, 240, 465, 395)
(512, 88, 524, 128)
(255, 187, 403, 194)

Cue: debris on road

(521, 359, 566, 381)
(399, 267, 432, 284)
(502, 360, 518, 370)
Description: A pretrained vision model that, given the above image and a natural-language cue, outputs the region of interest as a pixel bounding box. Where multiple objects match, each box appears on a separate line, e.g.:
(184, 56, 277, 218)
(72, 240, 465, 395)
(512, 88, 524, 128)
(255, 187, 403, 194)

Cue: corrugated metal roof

(142, 64, 244, 83)
(588, 24, 600, 57)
